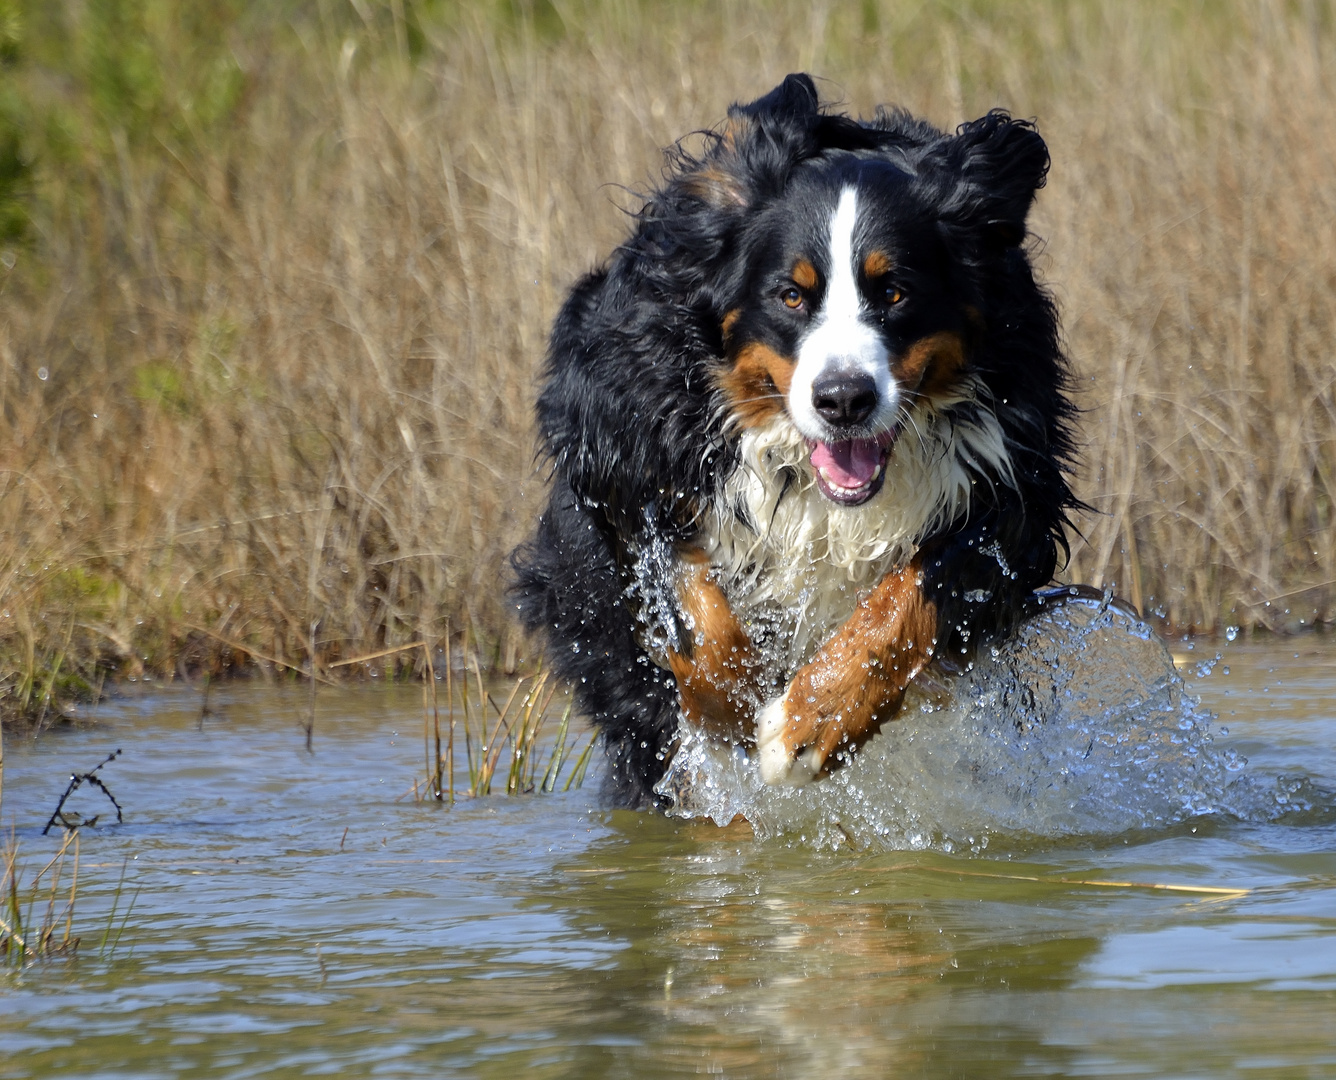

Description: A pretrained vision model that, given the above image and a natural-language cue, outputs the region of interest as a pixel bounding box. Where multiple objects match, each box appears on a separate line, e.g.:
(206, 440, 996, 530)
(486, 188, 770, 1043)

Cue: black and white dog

(513, 74, 1081, 807)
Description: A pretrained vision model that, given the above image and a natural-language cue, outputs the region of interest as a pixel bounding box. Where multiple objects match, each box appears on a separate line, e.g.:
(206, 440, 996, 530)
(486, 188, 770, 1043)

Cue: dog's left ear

(932, 111, 1049, 249)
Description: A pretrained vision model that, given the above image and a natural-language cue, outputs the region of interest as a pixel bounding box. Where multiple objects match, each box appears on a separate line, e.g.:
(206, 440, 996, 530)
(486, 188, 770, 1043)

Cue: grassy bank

(2, 0, 1335, 722)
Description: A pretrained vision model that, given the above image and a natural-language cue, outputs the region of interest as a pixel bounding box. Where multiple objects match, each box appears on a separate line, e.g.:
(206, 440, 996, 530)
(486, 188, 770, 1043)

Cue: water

(1, 619, 1335, 1078)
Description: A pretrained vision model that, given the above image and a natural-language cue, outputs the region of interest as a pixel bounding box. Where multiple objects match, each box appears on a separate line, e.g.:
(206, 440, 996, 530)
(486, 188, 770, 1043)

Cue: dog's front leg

(756, 558, 937, 785)
(665, 553, 765, 743)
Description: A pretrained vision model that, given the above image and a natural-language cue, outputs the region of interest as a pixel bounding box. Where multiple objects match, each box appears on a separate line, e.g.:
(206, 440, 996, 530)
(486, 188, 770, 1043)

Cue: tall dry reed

(2, 0, 1334, 718)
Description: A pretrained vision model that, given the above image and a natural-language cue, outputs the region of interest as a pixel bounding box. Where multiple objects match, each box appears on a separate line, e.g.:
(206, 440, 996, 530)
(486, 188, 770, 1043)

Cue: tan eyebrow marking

(791, 259, 818, 291)
(863, 251, 892, 278)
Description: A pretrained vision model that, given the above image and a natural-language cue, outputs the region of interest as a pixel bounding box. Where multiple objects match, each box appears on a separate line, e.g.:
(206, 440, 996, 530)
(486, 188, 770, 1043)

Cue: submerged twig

(42, 750, 124, 835)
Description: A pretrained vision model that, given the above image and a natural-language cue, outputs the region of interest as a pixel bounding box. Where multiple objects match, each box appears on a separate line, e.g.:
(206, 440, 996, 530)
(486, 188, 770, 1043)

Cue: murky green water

(2, 635, 1335, 1078)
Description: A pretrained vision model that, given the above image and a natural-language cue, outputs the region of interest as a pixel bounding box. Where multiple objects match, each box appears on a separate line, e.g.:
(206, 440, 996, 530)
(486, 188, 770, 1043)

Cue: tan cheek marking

(715, 342, 796, 429)
(892, 331, 967, 398)
(863, 251, 892, 278)
(667, 555, 762, 741)
(776, 558, 938, 771)
(791, 259, 818, 291)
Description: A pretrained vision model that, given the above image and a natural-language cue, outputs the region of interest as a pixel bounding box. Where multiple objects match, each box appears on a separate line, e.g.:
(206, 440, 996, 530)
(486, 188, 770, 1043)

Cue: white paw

(755, 696, 821, 787)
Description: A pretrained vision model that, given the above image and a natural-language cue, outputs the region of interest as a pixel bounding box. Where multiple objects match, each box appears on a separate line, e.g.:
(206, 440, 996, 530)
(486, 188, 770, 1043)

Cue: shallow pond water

(2, 631, 1335, 1079)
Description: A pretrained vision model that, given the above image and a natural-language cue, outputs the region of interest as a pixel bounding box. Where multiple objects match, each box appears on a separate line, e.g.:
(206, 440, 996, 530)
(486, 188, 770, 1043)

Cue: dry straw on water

(2, 0, 1335, 719)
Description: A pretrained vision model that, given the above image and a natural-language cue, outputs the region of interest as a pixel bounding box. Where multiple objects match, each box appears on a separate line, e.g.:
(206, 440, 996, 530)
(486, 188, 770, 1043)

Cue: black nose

(811, 372, 878, 427)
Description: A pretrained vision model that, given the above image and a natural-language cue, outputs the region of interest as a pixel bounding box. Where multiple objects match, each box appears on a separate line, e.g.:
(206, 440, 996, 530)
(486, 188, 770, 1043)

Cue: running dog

(513, 74, 1081, 806)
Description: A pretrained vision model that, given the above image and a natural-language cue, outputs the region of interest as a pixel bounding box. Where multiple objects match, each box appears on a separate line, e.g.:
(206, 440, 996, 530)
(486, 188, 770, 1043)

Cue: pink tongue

(810, 438, 882, 489)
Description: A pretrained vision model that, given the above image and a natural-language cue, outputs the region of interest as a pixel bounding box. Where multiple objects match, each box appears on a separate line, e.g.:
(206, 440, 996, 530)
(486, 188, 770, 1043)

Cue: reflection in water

(524, 815, 1106, 1076)
(525, 807, 1336, 1076)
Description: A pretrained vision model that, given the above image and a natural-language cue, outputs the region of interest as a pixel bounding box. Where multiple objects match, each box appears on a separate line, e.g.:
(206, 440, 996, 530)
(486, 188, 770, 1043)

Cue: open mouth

(808, 429, 898, 506)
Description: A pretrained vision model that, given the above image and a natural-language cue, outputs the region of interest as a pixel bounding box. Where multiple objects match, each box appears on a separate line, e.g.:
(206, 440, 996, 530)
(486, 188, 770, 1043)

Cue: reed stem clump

(2, 830, 81, 968)
(404, 661, 594, 801)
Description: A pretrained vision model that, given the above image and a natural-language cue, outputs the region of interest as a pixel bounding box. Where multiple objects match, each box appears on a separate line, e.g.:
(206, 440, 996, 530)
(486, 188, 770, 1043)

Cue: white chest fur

(696, 393, 1013, 680)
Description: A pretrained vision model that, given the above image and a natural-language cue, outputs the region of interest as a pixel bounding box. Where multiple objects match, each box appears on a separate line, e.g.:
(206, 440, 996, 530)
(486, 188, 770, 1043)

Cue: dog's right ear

(677, 73, 824, 211)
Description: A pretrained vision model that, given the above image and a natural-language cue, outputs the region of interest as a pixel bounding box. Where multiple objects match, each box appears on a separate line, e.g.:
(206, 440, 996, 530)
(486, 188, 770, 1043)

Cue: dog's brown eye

(780, 286, 805, 310)
(884, 285, 905, 306)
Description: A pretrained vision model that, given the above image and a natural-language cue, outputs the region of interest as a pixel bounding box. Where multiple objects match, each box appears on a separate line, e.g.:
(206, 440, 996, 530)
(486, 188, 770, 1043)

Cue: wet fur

(512, 75, 1081, 806)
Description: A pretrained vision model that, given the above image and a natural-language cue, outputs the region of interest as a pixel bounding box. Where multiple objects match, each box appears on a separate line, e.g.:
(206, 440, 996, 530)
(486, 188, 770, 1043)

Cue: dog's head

(684, 76, 1050, 507)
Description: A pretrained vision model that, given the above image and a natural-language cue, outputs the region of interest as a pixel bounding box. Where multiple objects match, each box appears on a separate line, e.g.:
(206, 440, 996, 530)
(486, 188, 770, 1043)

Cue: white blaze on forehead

(788, 185, 898, 440)
(823, 186, 863, 325)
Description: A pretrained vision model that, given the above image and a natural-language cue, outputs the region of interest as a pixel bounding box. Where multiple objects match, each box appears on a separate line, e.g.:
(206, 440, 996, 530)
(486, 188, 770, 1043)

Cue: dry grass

(2, 0, 1335, 720)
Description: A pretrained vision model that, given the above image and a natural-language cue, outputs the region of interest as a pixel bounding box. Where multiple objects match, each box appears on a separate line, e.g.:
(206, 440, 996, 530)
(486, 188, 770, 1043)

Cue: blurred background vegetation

(2, 0, 1335, 722)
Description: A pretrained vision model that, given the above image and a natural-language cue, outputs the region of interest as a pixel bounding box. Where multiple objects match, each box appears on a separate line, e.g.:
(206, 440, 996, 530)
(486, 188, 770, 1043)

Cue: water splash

(655, 595, 1326, 851)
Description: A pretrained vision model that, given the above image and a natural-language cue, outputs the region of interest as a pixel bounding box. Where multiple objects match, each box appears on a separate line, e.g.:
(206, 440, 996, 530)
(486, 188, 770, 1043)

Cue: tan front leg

(756, 558, 937, 785)
(666, 553, 765, 742)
